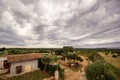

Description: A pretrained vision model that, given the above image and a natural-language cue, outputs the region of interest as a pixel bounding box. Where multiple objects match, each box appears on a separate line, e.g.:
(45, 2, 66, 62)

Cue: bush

(85, 62, 116, 80)
(76, 56, 83, 62)
(88, 54, 95, 61)
(38, 59, 64, 80)
(0, 51, 4, 55)
(112, 54, 117, 58)
(46, 65, 64, 80)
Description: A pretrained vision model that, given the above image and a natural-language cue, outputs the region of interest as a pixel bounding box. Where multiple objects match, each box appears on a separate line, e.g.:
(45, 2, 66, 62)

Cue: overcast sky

(0, 0, 120, 48)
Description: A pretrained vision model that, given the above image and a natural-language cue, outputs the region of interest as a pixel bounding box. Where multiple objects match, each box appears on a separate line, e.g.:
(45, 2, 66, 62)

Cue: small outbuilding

(7, 53, 42, 74)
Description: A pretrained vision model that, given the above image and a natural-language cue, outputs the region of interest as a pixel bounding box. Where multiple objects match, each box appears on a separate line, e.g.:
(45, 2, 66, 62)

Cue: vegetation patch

(99, 52, 120, 69)
(7, 70, 49, 80)
(85, 62, 116, 80)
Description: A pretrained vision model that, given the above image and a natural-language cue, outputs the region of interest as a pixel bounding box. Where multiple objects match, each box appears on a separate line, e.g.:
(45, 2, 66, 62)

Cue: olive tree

(41, 56, 52, 71)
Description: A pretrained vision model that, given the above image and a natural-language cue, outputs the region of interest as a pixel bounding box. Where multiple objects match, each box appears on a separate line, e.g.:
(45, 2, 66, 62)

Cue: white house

(0, 53, 42, 75)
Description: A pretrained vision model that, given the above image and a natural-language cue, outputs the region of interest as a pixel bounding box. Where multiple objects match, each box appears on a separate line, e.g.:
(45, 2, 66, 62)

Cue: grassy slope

(99, 52, 120, 69)
(7, 70, 49, 80)
(99, 52, 120, 80)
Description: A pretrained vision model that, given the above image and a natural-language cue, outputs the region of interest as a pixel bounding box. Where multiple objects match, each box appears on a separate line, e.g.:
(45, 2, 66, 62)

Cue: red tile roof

(7, 53, 42, 63)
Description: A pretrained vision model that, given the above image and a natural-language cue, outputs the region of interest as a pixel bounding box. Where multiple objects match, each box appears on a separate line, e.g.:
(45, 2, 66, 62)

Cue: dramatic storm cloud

(0, 0, 120, 48)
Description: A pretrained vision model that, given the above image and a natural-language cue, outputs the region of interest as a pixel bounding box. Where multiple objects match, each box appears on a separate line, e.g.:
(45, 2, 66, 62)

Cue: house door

(16, 66, 22, 74)
(25, 65, 31, 72)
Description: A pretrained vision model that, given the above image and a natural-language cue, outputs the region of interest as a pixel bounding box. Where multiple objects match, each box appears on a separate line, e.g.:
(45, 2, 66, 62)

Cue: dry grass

(99, 52, 120, 69)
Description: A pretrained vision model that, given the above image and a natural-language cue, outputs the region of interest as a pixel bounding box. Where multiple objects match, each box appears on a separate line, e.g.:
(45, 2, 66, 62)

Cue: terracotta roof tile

(7, 53, 42, 63)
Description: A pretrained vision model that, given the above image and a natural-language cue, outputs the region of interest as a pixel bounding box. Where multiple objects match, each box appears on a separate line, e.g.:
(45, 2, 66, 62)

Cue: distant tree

(55, 49, 63, 55)
(63, 46, 74, 54)
(69, 53, 83, 63)
(0, 47, 6, 52)
(62, 46, 74, 62)
(62, 53, 83, 63)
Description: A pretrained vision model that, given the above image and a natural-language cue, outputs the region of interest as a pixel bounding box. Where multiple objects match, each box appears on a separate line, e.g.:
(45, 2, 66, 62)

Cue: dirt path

(64, 68, 80, 80)
(80, 56, 88, 68)
(60, 56, 88, 80)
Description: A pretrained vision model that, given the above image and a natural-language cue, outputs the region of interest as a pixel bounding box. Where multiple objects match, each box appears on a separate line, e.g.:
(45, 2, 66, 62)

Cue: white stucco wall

(10, 59, 38, 74)
(0, 57, 7, 69)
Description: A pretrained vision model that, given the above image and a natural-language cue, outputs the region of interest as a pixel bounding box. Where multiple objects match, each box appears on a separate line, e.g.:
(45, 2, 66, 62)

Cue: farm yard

(0, 0, 120, 80)
(57, 56, 88, 80)
(0, 47, 120, 80)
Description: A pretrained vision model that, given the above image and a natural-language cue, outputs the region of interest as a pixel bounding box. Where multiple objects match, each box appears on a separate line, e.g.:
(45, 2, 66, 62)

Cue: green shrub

(88, 52, 97, 62)
(88, 54, 94, 61)
(76, 56, 83, 62)
(46, 65, 64, 80)
(85, 62, 116, 80)
(0, 51, 4, 55)
(38, 59, 64, 80)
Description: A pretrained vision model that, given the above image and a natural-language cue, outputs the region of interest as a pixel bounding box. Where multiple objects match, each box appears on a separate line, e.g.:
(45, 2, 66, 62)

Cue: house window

(16, 66, 22, 74)
(4, 60, 10, 69)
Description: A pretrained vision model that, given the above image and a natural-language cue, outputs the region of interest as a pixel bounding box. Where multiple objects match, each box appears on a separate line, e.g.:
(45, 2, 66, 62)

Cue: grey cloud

(80, 42, 120, 48)
(0, 0, 120, 48)
(0, 31, 25, 46)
